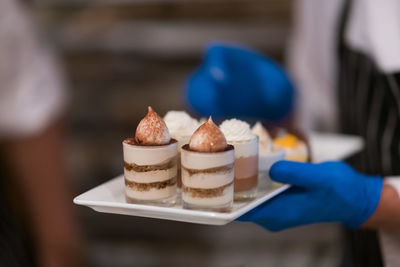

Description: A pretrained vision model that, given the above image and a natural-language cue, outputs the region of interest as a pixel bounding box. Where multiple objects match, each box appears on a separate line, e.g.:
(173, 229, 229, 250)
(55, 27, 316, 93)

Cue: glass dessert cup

(181, 144, 235, 212)
(231, 137, 259, 201)
(258, 148, 286, 191)
(123, 138, 178, 206)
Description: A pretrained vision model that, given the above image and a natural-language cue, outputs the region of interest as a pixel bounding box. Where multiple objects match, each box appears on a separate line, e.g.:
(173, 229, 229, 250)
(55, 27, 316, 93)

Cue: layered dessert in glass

(220, 119, 259, 200)
(163, 111, 199, 188)
(181, 117, 234, 212)
(123, 107, 177, 206)
(251, 122, 285, 191)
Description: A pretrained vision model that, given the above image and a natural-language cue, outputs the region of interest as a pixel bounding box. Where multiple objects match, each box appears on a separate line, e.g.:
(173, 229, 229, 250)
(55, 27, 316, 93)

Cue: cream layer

(123, 141, 177, 165)
(182, 184, 233, 206)
(181, 168, 233, 189)
(181, 147, 234, 170)
(125, 185, 176, 200)
(124, 165, 177, 183)
(229, 136, 258, 158)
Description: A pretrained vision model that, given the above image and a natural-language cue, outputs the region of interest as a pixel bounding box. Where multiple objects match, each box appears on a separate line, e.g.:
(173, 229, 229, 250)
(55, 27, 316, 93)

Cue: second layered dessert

(181, 117, 234, 211)
(220, 119, 259, 200)
(123, 107, 177, 205)
(252, 122, 285, 190)
(164, 111, 199, 188)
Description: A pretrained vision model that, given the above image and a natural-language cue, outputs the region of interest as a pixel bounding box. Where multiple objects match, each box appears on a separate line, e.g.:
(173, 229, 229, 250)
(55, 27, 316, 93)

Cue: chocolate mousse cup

(123, 138, 178, 206)
(181, 144, 234, 212)
(231, 136, 259, 200)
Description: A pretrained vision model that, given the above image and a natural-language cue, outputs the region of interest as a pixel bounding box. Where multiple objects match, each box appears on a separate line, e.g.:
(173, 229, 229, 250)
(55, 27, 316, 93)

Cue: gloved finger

(270, 161, 329, 189)
(257, 61, 294, 119)
(186, 67, 220, 117)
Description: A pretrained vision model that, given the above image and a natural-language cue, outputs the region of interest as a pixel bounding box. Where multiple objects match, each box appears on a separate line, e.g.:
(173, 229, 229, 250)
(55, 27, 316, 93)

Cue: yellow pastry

(274, 134, 308, 162)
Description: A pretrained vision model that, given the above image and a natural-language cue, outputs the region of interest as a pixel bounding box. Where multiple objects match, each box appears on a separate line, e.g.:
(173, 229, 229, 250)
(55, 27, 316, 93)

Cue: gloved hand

(238, 161, 383, 231)
(185, 43, 295, 121)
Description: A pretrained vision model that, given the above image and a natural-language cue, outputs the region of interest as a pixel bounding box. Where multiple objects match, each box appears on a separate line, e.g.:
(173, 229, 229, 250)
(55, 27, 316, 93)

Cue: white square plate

(74, 177, 289, 225)
(74, 132, 363, 225)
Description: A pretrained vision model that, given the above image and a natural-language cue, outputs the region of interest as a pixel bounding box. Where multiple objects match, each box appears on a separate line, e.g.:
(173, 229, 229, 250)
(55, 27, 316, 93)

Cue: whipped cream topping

(220, 119, 255, 142)
(163, 111, 199, 137)
(189, 117, 227, 152)
(135, 106, 171, 145)
(251, 122, 272, 155)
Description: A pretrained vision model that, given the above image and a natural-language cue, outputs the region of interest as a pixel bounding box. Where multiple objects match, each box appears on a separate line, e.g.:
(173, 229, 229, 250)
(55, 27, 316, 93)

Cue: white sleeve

(0, 0, 66, 138)
(380, 177, 400, 267)
(346, 0, 400, 73)
(384, 177, 400, 198)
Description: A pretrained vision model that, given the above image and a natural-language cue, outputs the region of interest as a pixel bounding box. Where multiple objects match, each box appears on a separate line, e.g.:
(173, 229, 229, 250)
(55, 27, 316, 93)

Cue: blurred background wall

(29, 1, 341, 266)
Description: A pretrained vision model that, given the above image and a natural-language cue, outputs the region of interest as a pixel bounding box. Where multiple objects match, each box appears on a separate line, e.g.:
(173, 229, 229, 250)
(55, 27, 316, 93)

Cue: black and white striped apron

(338, 49, 400, 177)
(337, 1, 400, 267)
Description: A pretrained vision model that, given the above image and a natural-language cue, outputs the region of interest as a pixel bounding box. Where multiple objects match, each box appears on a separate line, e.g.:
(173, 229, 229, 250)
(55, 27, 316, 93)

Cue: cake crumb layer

(182, 182, 233, 198)
(125, 177, 176, 191)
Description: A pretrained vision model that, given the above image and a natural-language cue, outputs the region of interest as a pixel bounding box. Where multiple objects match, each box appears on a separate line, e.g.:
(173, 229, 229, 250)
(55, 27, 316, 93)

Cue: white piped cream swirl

(220, 119, 255, 142)
(163, 111, 199, 137)
(251, 121, 272, 155)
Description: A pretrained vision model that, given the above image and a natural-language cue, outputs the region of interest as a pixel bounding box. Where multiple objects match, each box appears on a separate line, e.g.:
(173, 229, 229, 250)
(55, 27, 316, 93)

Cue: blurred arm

(0, 1, 82, 266)
(362, 183, 400, 232)
(5, 119, 82, 267)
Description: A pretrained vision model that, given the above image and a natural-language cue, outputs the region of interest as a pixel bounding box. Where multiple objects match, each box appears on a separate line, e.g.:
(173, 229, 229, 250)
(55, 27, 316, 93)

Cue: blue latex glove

(185, 43, 295, 121)
(238, 161, 383, 231)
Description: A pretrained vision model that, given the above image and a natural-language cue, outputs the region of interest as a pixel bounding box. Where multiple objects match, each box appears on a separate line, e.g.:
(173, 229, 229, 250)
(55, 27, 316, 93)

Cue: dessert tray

(74, 132, 363, 225)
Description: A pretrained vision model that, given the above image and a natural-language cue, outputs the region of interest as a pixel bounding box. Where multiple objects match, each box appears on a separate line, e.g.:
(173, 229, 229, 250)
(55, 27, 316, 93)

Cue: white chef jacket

(288, 0, 400, 266)
(0, 0, 66, 138)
